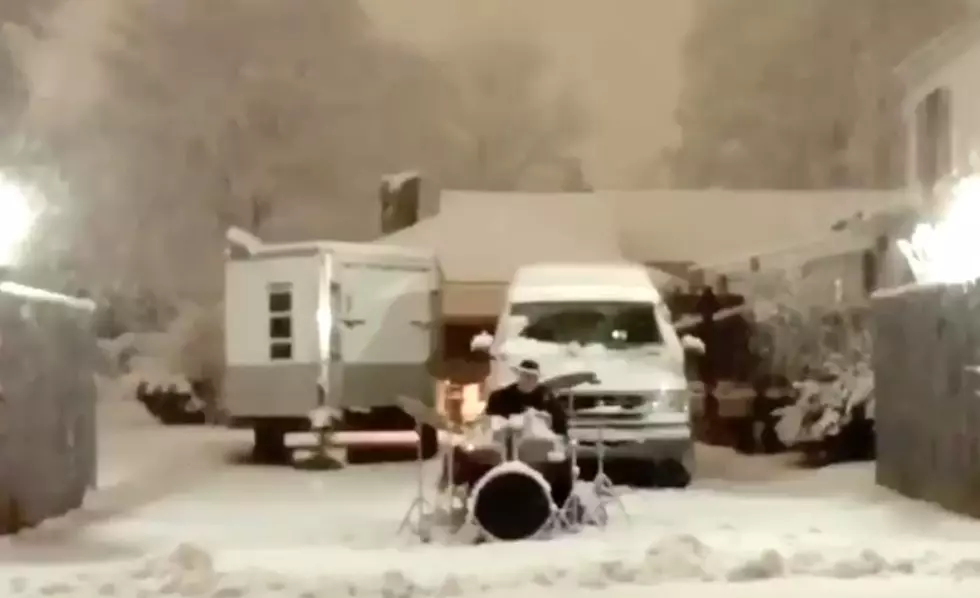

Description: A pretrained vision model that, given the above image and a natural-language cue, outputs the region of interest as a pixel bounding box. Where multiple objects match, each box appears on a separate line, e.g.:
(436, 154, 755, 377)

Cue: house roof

(377, 188, 911, 284)
(610, 189, 909, 266)
(895, 14, 980, 91)
(378, 190, 629, 283)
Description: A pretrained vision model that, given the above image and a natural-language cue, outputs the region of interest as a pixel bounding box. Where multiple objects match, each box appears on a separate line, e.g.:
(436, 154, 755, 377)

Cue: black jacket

(484, 383, 569, 436)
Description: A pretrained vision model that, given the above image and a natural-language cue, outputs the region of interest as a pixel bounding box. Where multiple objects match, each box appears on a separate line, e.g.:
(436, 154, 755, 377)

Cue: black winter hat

(515, 359, 540, 375)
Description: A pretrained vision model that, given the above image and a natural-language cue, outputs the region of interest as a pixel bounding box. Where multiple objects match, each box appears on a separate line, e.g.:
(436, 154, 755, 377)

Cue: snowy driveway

(4, 402, 980, 597)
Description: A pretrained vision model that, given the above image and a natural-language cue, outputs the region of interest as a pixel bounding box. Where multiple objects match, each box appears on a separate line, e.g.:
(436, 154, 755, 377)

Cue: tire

(658, 459, 692, 489)
(419, 424, 438, 460)
(630, 459, 660, 488)
(252, 426, 289, 464)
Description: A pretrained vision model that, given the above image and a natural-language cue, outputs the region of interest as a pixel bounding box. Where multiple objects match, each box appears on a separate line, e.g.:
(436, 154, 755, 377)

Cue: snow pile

(8, 535, 980, 597)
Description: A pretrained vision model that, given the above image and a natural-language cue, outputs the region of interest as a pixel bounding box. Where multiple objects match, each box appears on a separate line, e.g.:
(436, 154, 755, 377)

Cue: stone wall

(873, 282, 980, 516)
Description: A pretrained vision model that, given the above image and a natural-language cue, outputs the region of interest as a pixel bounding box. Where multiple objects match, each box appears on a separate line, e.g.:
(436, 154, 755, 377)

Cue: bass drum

(469, 461, 555, 541)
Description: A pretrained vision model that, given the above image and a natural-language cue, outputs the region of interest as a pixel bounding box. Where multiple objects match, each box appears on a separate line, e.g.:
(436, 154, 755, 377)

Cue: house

(874, 13, 980, 516)
(378, 187, 910, 347)
(896, 14, 980, 202)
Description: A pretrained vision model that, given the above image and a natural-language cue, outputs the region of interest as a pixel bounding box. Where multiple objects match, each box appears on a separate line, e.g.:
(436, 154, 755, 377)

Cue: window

(329, 282, 342, 361)
(269, 316, 292, 339)
(269, 289, 292, 312)
(915, 87, 952, 193)
(270, 343, 293, 360)
(509, 301, 662, 347)
(862, 250, 878, 296)
(268, 283, 293, 361)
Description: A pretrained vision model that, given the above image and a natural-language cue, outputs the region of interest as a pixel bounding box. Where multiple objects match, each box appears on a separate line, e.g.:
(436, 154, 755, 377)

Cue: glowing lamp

(898, 175, 980, 285)
(0, 177, 37, 267)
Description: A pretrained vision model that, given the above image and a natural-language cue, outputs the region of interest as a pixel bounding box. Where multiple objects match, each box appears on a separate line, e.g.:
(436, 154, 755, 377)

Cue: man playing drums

(484, 359, 568, 436)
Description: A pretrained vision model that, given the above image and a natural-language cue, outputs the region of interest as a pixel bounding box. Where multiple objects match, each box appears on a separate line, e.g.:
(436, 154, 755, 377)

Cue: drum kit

(396, 372, 629, 544)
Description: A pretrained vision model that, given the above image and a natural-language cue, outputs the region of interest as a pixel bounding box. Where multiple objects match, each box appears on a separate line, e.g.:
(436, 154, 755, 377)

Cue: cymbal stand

(558, 394, 584, 531)
(397, 418, 434, 542)
(505, 424, 518, 461)
(592, 424, 629, 525)
(440, 428, 468, 532)
(552, 437, 583, 533)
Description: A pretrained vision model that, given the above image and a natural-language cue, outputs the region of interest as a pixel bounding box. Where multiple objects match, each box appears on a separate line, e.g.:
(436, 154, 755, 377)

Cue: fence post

(697, 287, 721, 420)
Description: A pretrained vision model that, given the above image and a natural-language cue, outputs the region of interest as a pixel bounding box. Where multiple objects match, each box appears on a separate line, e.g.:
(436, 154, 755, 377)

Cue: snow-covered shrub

(741, 269, 875, 453)
(98, 302, 224, 418)
(773, 358, 874, 449)
(170, 302, 224, 401)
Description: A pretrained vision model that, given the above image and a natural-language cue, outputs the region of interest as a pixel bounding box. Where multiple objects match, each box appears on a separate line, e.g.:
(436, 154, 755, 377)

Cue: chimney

(379, 171, 421, 235)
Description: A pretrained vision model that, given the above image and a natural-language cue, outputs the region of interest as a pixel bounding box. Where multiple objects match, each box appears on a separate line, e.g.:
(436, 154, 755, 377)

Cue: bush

(739, 269, 875, 460)
(98, 302, 225, 421)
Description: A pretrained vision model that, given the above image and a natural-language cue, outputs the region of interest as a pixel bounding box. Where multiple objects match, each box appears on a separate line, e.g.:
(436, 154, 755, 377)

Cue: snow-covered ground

(4, 401, 980, 597)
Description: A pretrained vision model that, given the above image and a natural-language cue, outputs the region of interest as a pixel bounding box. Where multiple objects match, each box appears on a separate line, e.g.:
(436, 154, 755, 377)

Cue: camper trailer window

(268, 288, 292, 312)
(270, 343, 293, 360)
(268, 283, 294, 360)
(269, 316, 292, 339)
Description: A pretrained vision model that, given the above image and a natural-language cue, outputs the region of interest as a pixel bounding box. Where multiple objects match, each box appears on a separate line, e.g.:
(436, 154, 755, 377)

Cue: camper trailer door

(224, 254, 322, 418)
(336, 256, 435, 409)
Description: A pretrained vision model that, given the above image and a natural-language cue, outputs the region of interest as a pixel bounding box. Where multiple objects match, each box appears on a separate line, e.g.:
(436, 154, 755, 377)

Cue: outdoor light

(898, 175, 980, 285)
(0, 175, 37, 267)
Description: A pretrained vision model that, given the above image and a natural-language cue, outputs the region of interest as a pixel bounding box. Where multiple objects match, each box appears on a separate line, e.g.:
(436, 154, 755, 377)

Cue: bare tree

(18, 3, 589, 308)
(36, 0, 447, 302)
(0, 0, 60, 130)
(558, 157, 593, 192)
(435, 33, 589, 191)
(659, 0, 970, 189)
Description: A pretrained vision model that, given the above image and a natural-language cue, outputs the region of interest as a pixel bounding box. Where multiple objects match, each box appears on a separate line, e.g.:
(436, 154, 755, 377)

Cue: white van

(223, 239, 440, 462)
(480, 262, 694, 486)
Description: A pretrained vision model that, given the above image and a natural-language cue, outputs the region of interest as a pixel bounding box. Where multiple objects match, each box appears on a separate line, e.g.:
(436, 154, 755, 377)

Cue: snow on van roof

(512, 262, 654, 287)
(509, 263, 664, 304)
(509, 283, 661, 304)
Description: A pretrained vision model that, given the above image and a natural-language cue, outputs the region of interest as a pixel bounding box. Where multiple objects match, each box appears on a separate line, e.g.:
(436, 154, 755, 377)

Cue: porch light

(0, 176, 37, 267)
(898, 175, 980, 285)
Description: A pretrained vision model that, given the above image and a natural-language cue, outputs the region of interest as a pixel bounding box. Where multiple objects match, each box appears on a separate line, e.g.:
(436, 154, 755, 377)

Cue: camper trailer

(223, 239, 441, 462)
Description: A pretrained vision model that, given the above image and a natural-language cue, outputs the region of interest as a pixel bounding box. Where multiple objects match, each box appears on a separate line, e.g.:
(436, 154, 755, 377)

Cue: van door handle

(342, 318, 365, 328)
(411, 320, 431, 329)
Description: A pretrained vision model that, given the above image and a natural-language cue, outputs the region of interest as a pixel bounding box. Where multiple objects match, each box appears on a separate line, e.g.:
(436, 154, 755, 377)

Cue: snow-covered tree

(660, 0, 971, 189)
(26, 0, 435, 303)
(0, 0, 65, 134)
(20, 2, 588, 308)
(0, 1, 41, 117)
(436, 33, 589, 191)
(558, 157, 593, 192)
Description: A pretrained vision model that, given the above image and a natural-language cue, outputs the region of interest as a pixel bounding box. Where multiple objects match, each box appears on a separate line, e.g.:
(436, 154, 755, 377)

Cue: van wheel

(420, 424, 438, 460)
(658, 459, 692, 489)
(630, 459, 660, 488)
(253, 426, 289, 464)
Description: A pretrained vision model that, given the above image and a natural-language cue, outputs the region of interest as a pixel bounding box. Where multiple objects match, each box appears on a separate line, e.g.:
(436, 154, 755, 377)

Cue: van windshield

(509, 301, 662, 347)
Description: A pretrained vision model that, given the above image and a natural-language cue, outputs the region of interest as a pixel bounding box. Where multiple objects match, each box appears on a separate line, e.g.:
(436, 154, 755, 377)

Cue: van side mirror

(681, 334, 706, 355)
(470, 331, 494, 352)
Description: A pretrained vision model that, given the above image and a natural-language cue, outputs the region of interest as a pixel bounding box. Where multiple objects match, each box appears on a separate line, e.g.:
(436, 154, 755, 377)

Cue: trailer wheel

(419, 424, 438, 460)
(253, 426, 289, 464)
